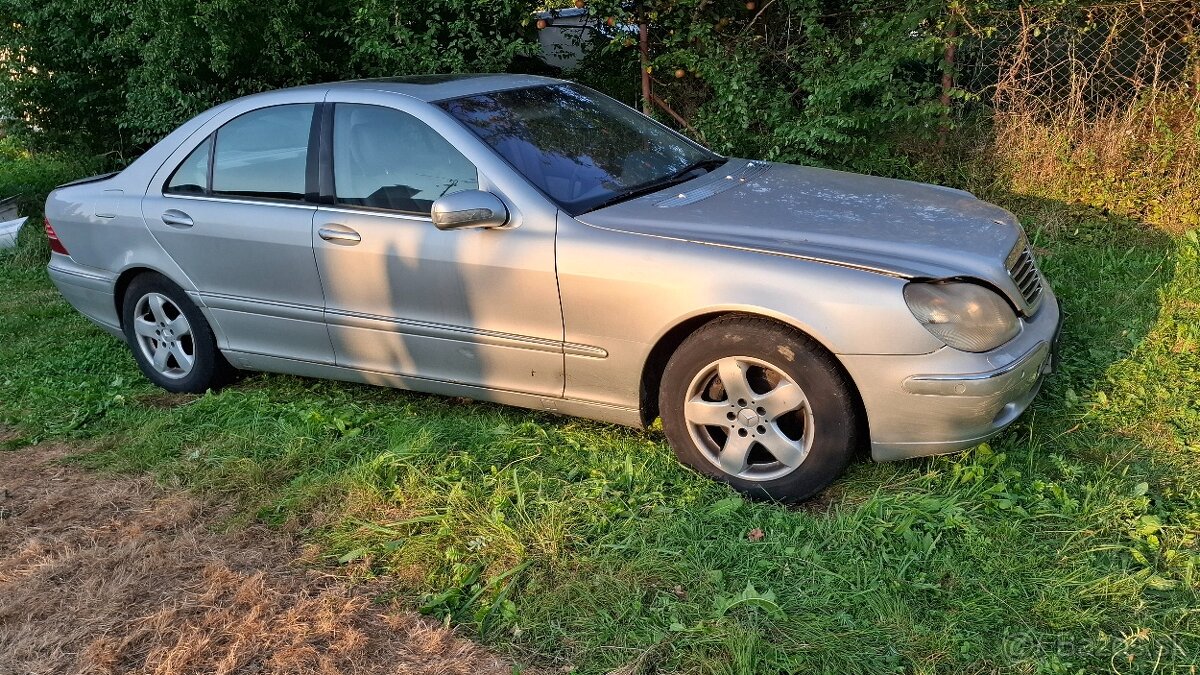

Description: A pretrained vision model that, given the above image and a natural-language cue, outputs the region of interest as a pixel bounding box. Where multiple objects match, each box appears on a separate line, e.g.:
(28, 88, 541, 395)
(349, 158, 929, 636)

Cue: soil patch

(0, 444, 524, 674)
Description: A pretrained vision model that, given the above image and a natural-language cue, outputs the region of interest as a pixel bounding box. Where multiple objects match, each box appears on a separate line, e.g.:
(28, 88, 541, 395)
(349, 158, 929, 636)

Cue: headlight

(903, 281, 1020, 352)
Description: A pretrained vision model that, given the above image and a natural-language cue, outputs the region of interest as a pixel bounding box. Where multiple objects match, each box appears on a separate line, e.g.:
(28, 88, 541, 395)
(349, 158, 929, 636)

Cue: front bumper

(841, 287, 1061, 462)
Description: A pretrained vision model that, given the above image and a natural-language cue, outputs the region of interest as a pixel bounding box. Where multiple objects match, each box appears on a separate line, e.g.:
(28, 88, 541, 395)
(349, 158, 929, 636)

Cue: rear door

(142, 100, 334, 364)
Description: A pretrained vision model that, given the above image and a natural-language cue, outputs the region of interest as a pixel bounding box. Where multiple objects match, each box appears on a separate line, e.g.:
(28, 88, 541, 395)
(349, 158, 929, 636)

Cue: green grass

(1, 157, 1198, 673)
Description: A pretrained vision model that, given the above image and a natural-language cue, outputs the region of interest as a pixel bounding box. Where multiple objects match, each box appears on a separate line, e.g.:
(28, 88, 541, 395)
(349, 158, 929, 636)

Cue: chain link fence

(961, 1, 1199, 116)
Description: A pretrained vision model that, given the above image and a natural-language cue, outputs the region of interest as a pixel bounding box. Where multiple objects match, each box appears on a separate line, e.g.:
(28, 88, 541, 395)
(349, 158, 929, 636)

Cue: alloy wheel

(131, 292, 195, 380)
(683, 355, 815, 482)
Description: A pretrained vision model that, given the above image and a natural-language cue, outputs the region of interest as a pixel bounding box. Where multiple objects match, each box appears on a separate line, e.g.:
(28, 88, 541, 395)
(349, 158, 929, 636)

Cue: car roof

(284, 74, 566, 103)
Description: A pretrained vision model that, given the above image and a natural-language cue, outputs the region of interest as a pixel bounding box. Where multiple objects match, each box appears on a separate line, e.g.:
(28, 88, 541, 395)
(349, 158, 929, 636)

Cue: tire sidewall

(659, 319, 857, 502)
(121, 273, 224, 394)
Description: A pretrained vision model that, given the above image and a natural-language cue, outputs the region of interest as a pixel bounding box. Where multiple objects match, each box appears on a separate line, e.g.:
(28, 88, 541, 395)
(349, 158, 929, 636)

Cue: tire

(121, 272, 233, 394)
(659, 316, 859, 502)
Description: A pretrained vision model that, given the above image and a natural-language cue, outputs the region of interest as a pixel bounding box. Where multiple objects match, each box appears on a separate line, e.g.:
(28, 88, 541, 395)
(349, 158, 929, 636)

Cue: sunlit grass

(1, 169, 1197, 671)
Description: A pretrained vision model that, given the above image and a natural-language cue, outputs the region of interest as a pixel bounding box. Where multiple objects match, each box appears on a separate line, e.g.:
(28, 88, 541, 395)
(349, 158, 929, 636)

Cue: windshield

(438, 84, 721, 215)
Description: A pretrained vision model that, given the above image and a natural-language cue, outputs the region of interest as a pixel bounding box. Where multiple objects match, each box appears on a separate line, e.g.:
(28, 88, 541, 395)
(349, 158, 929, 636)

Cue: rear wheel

(121, 273, 232, 393)
(659, 317, 859, 502)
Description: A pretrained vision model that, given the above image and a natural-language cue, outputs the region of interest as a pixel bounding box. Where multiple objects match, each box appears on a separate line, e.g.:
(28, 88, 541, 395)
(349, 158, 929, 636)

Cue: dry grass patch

(0, 443, 526, 675)
(990, 92, 1200, 235)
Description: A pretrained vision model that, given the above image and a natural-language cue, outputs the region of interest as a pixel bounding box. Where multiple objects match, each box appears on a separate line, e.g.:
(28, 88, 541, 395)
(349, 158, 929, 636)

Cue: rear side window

(332, 103, 477, 216)
(211, 104, 315, 202)
(165, 136, 212, 195)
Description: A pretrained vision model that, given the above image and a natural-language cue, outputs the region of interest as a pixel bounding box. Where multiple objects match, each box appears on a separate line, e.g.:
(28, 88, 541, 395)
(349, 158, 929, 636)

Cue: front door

(312, 102, 564, 396)
(141, 102, 333, 363)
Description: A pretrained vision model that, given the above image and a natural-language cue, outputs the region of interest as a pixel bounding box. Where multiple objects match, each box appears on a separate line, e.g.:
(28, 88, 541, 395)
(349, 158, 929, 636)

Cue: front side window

(439, 84, 721, 215)
(211, 104, 314, 201)
(332, 104, 478, 216)
(165, 135, 211, 195)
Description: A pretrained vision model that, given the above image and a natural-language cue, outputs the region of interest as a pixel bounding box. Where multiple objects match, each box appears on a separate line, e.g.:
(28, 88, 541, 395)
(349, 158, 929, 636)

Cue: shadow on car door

(312, 102, 564, 397)
(142, 102, 334, 365)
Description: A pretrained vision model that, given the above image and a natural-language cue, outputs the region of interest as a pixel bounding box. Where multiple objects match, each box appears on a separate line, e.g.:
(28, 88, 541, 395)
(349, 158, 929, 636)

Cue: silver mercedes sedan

(45, 74, 1060, 501)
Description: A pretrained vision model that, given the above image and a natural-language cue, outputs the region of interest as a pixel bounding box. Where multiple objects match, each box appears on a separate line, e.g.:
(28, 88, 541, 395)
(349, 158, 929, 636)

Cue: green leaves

(0, 0, 538, 154)
(575, 0, 959, 172)
(713, 583, 786, 620)
(419, 560, 532, 636)
(708, 496, 744, 517)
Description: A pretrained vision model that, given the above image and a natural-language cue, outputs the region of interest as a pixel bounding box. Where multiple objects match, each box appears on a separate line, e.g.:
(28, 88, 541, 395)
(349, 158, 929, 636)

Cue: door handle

(318, 224, 362, 245)
(161, 209, 193, 228)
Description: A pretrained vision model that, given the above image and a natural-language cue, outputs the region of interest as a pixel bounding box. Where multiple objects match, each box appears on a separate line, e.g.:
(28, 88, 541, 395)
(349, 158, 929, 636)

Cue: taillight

(45, 217, 69, 255)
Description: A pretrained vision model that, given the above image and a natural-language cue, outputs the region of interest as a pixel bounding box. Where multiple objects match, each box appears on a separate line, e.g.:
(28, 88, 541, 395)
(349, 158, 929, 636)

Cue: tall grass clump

(988, 88, 1200, 234)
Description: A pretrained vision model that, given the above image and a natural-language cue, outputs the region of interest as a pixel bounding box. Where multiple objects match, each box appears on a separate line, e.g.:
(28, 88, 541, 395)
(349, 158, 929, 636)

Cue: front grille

(1007, 241, 1044, 309)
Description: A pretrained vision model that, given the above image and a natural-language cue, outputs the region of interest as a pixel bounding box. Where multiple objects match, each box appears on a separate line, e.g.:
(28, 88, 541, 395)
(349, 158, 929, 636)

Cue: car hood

(576, 159, 1023, 285)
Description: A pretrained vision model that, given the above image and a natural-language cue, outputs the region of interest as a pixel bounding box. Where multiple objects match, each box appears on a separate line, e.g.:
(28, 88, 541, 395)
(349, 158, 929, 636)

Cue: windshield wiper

(667, 156, 728, 181)
(583, 156, 728, 213)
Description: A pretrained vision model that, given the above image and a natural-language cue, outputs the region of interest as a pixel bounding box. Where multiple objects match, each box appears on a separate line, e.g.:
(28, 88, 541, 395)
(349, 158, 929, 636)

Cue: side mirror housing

(431, 190, 509, 231)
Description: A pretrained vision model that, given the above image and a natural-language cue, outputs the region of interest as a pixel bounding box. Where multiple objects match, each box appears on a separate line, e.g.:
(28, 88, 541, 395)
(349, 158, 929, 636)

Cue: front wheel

(659, 317, 860, 502)
(121, 273, 233, 393)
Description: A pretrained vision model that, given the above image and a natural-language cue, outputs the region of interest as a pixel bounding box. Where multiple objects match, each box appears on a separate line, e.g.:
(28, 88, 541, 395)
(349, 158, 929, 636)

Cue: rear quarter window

(164, 136, 212, 195)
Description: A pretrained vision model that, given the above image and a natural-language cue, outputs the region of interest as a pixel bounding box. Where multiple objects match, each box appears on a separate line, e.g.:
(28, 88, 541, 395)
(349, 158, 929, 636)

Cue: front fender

(556, 214, 941, 410)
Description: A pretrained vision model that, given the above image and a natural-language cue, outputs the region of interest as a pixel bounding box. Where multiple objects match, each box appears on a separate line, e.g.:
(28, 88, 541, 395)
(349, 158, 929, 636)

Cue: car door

(142, 101, 334, 364)
(312, 100, 564, 396)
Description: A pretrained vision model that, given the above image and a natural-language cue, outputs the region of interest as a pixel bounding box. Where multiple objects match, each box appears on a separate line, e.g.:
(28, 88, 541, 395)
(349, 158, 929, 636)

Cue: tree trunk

(639, 20, 652, 116)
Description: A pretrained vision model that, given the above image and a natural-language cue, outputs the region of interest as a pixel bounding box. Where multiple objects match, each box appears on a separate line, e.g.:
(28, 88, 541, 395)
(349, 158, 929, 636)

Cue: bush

(3, 0, 1195, 221)
(0, 0, 990, 174)
(575, 0, 965, 175)
(0, 138, 106, 268)
(0, 0, 539, 155)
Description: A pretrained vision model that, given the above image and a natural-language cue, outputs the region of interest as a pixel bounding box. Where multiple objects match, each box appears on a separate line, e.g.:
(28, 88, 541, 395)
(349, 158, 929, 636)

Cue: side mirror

(431, 190, 509, 231)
